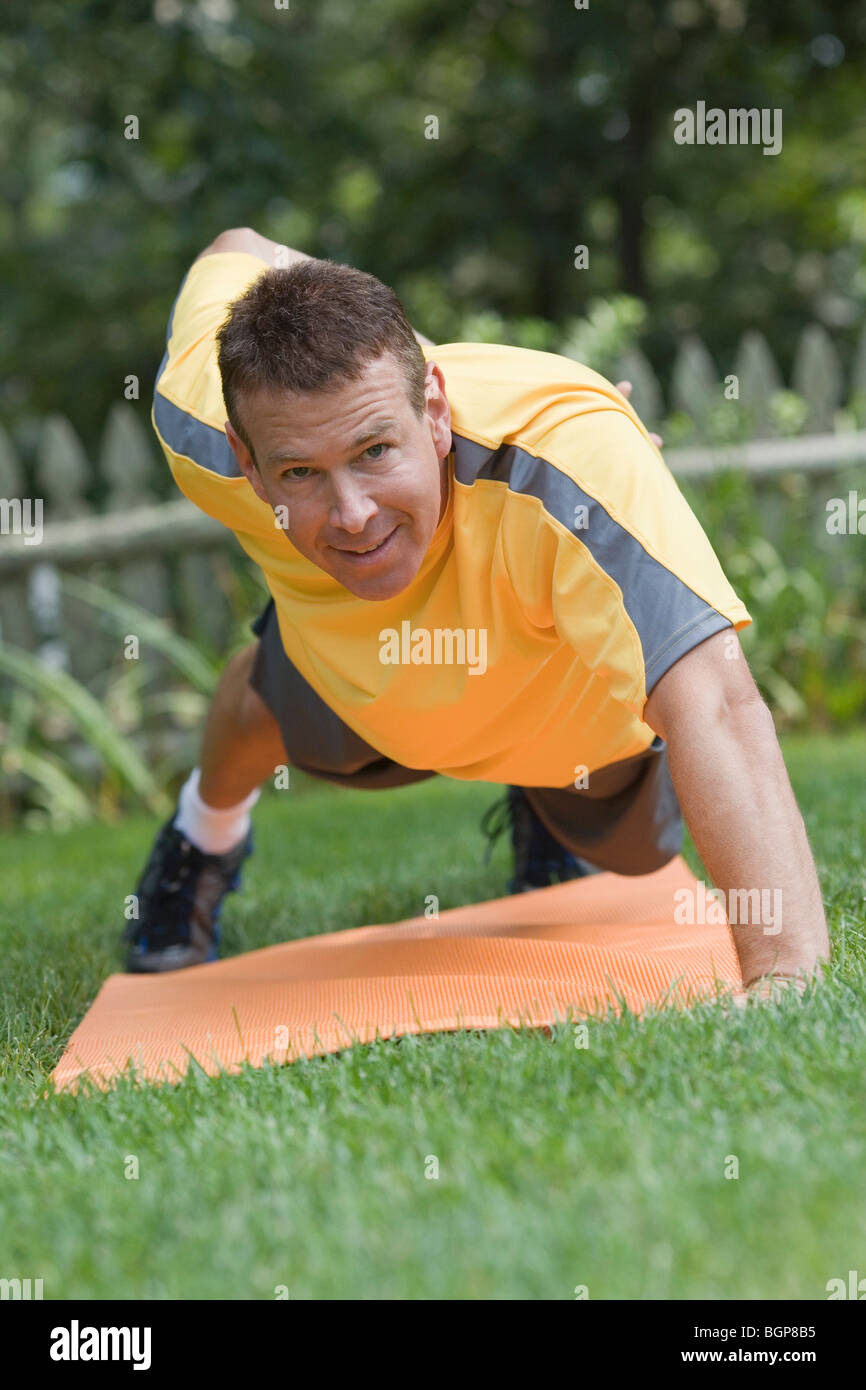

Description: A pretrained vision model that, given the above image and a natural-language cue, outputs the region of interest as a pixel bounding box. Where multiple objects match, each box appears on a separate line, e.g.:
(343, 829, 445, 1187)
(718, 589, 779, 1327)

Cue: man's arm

(642, 629, 830, 993)
(195, 225, 307, 268)
(195, 227, 434, 346)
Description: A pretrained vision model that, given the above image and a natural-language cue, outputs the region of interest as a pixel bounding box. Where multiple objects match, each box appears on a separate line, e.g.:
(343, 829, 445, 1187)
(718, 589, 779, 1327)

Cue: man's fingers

(724, 975, 810, 1013)
(746, 973, 810, 999)
(720, 973, 814, 1016)
(617, 380, 664, 449)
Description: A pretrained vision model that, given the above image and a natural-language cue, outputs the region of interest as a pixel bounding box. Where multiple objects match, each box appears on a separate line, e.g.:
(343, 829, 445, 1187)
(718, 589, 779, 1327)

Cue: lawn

(1, 731, 864, 1300)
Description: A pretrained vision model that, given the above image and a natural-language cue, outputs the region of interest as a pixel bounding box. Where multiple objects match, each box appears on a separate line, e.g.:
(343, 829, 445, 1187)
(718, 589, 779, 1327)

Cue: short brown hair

(216, 259, 427, 462)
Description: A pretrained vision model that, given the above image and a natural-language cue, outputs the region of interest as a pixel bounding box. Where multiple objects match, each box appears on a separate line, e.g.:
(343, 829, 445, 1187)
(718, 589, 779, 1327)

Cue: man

(125, 226, 829, 1004)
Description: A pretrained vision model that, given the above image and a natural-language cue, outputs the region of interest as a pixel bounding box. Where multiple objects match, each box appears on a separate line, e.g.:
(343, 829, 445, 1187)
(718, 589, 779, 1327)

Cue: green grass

(1, 733, 865, 1299)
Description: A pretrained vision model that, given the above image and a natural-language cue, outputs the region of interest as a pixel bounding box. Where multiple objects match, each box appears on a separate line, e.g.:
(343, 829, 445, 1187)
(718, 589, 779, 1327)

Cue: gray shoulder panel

(153, 379, 242, 478)
(152, 266, 242, 479)
(452, 431, 732, 693)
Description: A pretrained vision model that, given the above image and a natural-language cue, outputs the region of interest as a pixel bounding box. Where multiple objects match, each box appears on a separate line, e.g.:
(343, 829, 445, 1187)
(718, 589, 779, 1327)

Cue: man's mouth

(331, 526, 399, 562)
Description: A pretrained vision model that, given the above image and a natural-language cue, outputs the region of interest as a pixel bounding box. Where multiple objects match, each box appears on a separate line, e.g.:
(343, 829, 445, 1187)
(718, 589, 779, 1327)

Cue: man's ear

(424, 362, 452, 458)
(225, 420, 269, 506)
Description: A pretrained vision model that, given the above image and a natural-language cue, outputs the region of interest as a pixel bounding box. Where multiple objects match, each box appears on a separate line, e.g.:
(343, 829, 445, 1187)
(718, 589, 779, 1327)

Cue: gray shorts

(248, 598, 683, 875)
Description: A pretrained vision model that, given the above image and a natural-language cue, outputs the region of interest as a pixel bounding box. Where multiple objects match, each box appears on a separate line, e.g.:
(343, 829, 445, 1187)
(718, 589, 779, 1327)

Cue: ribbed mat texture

(51, 854, 740, 1092)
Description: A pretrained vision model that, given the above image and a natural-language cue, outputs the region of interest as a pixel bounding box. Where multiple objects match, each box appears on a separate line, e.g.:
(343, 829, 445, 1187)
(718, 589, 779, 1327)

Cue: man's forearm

(196, 226, 309, 268)
(665, 700, 829, 987)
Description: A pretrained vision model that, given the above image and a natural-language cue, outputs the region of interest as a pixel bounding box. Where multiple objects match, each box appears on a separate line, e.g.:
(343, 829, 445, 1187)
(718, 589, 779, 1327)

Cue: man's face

(225, 352, 452, 601)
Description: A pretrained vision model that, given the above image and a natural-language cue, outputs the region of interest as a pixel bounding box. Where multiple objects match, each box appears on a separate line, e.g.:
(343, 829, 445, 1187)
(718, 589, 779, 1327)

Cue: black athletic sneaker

(122, 816, 253, 972)
(480, 786, 597, 893)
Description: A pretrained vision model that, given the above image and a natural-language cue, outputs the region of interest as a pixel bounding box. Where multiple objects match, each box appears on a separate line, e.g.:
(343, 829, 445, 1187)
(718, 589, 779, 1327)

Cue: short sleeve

(153, 251, 269, 474)
(152, 251, 281, 540)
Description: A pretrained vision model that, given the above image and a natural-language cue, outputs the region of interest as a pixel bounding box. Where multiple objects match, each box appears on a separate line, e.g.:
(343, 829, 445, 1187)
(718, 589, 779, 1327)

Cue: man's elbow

(693, 686, 776, 744)
(643, 629, 772, 743)
(719, 688, 775, 733)
(645, 677, 774, 747)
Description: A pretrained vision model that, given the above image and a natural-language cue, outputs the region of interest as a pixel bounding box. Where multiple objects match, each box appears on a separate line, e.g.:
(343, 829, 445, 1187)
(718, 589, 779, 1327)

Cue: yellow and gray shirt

(153, 251, 752, 788)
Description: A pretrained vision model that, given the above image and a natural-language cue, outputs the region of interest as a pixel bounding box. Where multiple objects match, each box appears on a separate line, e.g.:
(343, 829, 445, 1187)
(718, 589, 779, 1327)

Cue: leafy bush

(681, 468, 866, 730)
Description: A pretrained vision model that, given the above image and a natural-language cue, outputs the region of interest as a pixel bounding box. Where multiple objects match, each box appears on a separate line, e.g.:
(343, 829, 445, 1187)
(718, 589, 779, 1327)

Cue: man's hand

(616, 379, 663, 449)
(730, 970, 814, 1009)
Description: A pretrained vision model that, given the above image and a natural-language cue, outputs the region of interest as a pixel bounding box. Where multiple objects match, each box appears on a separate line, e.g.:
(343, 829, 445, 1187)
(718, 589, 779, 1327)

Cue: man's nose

(328, 478, 377, 533)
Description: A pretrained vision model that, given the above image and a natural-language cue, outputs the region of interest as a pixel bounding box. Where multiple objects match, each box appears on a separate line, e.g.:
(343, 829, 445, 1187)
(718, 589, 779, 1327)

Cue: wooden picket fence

(618, 321, 866, 441)
(0, 404, 256, 693)
(0, 320, 865, 800)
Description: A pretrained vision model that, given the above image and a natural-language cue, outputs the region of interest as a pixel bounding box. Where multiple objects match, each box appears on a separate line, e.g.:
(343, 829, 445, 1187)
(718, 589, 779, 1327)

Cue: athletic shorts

(248, 598, 683, 875)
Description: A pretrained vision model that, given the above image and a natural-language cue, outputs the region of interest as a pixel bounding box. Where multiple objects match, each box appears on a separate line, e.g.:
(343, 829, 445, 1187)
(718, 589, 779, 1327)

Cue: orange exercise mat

(51, 854, 741, 1093)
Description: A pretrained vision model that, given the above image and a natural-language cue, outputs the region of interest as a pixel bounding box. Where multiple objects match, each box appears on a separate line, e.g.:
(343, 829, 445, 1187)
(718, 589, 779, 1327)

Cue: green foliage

(769, 390, 810, 438)
(558, 296, 648, 379)
(682, 468, 866, 730)
(61, 574, 220, 694)
(0, 638, 171, 821)
(0, 574, 232, 828)
(2, 1, 865, 459)
(455, 309, 558, 353)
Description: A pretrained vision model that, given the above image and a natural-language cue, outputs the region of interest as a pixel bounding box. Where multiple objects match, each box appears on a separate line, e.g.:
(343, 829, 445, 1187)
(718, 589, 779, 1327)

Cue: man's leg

(196, 642, 286, 809)
(124, 623, 292, 972)
(164, 642, 286, 859)
(124, 598, 435, 970)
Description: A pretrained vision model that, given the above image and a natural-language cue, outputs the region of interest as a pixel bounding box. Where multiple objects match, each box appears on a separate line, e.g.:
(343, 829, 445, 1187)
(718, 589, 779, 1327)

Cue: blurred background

(1, 0, 865, 828)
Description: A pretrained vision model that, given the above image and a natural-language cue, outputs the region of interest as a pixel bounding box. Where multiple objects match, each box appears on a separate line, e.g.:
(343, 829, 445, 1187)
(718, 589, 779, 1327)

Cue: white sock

(173, 766, 261, 855)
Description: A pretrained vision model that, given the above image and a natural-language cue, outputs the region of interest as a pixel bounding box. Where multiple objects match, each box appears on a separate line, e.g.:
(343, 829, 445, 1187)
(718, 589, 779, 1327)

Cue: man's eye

(283, 466, 311, 480)
(364, 443, 391, 460)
